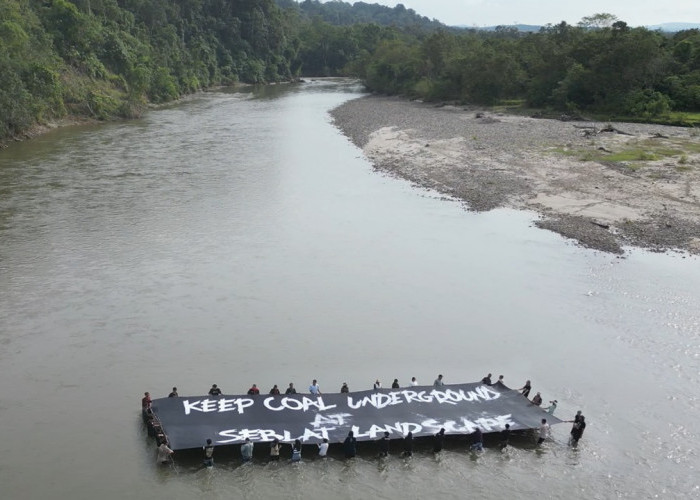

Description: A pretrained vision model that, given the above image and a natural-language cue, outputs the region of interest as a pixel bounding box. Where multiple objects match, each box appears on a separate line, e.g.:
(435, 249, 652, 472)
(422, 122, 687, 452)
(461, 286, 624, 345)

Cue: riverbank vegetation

(352, 17, 700, 127)
(1, 0, 299, 141)
(2, 1, 700, 143)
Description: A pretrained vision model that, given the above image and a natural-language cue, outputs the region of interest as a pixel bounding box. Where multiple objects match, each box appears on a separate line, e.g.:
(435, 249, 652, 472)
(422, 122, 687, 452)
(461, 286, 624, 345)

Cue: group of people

(158, 406, 586, 467)
(177, 428, 440, 467)
(154, 417, 585, 467)
(242, 376, 429, 397)
(145, 373, 559, 402)
(515, 379, 559, 415)
(154, 418, 579, 467)
(181, 373, 513, 398)
(147, 372, 587, 466)
(144, 373, 569, 405)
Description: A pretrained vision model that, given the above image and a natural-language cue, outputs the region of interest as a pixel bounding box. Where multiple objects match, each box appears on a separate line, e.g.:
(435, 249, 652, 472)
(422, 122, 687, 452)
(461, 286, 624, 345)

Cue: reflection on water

(0, 80, 699, 499)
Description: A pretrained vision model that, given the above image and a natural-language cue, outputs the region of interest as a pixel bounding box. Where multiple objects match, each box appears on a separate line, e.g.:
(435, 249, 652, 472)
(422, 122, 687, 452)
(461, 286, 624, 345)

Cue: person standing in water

(518, 380, 532, 398)
(499, 424, 511, 449)
(269, 439, 280, 461)
(291, 439, 302, 462)
(344, 431, 357, 458)
(203, 439, 214, 467)
(470, 427, 483, 451)
(318, 438, 329, 457)
(537, 418, 550, 445)
(378, 432, 390, 457)
(402, 432, 414, 457)
(241, 438, 254, 462)
(142, 392, 152, 411)
(433, 428, 446, 453)
(157, 441, 174, 464)
(531, 392, 543, 406)
(570, 415, 586, 446)
(309, 379, 321, 395)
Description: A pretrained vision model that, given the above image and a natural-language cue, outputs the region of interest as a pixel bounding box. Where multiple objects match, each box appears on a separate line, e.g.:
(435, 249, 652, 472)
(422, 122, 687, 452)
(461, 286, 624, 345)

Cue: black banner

(150, 383, 561, 450)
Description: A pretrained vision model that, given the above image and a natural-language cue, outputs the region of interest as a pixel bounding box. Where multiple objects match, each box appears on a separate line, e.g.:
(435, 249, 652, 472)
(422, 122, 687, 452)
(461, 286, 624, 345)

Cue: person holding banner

(518, 380, 532, 398)
(269, 439, 281, 461)
(157, 441, 174, 464)
(433, 428, 445, 453)
(309, 379, 322, 395)
(344, 431, 357, 458)
(499, 424, 511, 449)
(291, 439, 302, 462)
(203, 439, 214, 467)
(241, 438, 254, 462)
(378, 432, 390, 457)
(570, 415, 586, 446)
(402, 432, 414, 457)
(318, 438, 329, 457)
(285, 383, 297, 395)
(531, 392, 543, 406)
(470, 427, 484, 451)
(142, 392, 152, 411)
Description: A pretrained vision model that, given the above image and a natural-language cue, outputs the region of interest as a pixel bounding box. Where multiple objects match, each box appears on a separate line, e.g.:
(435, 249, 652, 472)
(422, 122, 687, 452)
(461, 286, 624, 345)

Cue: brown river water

(0, 80, 698, 499)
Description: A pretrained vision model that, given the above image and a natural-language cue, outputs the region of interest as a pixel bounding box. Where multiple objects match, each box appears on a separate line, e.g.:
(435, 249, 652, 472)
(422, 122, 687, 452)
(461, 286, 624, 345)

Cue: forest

(2, 0, 700, 142)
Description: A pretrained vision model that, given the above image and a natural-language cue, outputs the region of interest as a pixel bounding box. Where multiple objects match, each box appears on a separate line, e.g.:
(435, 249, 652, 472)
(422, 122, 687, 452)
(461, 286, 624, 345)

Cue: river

(0, 79, 698, 499)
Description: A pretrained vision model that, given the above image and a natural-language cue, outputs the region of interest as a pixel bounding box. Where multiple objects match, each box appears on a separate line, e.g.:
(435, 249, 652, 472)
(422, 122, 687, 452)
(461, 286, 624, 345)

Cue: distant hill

(275, 0, 447, 30)
(646, 23, 700, 32)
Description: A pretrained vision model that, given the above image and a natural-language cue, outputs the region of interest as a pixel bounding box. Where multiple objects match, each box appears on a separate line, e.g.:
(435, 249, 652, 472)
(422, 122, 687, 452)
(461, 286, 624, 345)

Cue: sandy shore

(331, 96, 700, 255)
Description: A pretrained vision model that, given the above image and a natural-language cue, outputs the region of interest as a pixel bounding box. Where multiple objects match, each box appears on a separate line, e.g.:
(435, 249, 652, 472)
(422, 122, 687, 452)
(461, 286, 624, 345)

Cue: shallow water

(0, 79, 698, 499)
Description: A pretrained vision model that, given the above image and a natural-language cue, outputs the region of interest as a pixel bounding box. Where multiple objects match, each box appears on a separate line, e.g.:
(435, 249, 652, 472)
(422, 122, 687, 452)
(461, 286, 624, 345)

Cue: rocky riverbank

(331, 96, 700, 255)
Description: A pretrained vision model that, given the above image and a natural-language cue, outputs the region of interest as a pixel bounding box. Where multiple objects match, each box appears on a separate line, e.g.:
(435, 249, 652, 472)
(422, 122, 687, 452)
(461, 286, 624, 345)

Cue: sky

(328, 0, 700, 27)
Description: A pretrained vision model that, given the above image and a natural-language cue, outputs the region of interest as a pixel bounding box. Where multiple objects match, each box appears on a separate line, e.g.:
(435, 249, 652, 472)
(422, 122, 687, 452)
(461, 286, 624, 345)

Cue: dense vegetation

(0, 0, 299, 140)
(275, 0, 445, 31)
(354, 17, 700, 124)
(2, 1, 700, 142)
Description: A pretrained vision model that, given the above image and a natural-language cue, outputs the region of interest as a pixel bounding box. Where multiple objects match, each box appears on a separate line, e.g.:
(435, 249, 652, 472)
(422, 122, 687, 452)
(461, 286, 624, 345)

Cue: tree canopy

(2, 1, 700, 142)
